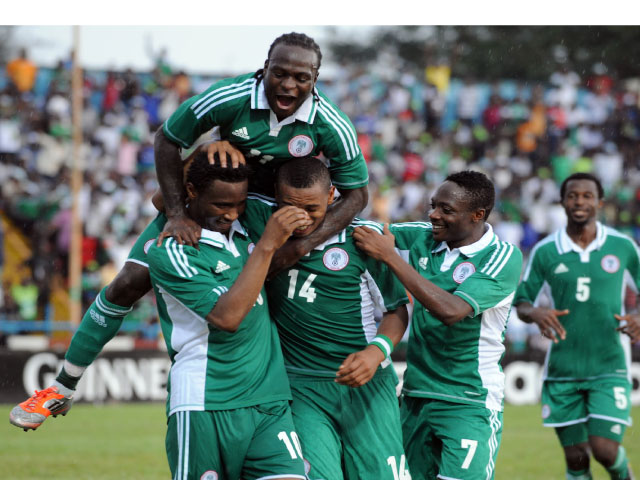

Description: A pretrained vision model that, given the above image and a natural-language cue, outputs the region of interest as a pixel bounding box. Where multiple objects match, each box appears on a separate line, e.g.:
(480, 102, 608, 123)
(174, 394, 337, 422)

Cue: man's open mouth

(276, 95, 295, 109)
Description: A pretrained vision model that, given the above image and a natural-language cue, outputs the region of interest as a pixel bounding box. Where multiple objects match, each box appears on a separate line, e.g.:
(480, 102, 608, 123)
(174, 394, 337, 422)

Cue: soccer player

(10, 32, 368, 430)
(150, 152, 310, 479)
(242, 157, 411, 479)
(514, 172, 639, 480)
(353, 171, 523, 480)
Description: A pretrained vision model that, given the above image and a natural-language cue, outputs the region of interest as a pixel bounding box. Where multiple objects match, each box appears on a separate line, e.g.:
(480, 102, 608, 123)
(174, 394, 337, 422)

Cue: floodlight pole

(69, 25, 83, 326)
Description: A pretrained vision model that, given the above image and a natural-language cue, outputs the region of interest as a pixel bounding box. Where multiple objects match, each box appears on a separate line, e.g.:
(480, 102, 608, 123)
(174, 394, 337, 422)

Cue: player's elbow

(207, 314, 241, 333)
(436, 313, 465, 326)
(433, 303, 472, 326)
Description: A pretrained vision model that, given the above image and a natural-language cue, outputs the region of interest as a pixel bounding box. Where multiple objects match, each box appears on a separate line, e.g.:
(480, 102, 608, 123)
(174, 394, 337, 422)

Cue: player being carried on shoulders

(10, 31, 368, 431)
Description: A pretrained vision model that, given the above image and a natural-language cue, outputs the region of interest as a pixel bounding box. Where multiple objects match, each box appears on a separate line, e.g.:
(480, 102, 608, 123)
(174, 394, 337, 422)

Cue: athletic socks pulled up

(62, 286, 133, 373)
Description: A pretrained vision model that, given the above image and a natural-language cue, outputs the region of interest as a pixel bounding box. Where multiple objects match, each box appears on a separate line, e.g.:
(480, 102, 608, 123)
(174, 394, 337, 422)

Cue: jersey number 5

(287, 270, 317, 303)
(576, 277, 591, 302)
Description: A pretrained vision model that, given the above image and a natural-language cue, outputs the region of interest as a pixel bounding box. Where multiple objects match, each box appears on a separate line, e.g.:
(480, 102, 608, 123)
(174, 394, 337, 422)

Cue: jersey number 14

(287, 270, 317, 303)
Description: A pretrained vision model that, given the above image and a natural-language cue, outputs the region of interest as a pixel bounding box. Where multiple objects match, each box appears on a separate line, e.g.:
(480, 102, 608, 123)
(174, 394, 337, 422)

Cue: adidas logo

(231, 127, 250, 139)
(215, 260, 230, 273)
(419, 257, 429, 270)
(90, 310, 107, 328)
(611, 424, 622, 435)
(554, 263, 569, 274)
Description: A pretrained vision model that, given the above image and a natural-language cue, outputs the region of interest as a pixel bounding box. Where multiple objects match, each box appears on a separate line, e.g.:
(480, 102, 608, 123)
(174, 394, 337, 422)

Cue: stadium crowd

(1, 48, 639, 351)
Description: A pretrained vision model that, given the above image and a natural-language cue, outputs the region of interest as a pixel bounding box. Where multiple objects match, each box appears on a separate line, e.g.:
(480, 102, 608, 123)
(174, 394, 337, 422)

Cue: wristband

(369, 334, 394, 360)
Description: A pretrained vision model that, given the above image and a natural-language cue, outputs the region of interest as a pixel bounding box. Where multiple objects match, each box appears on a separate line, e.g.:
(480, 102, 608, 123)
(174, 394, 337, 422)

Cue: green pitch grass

(1, 403, 637, 479)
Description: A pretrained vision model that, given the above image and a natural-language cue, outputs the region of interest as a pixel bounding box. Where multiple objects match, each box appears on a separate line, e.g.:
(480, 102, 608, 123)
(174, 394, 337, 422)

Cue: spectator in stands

(11, 273, 39, 322)
(5, 48, 38, 97)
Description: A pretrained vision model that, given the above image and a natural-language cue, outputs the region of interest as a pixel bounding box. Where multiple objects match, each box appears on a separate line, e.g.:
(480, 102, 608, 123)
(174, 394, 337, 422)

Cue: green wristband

(369, 334, 394, 360)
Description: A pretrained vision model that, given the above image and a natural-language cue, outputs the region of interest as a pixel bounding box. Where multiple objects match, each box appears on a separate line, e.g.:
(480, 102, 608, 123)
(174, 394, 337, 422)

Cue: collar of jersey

(557, 221, 606, 254)
(431, 223, 496, 257)
(309, 229, 347, 253)
(199, 220, 247, 250)
(251, 80, 318, 124)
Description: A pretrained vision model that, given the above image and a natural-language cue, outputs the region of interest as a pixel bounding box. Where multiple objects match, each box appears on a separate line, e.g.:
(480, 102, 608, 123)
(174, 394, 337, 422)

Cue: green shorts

(289, 368, 409, 480)
(126, 213, 167, 268)
(166, 401, 306, 480)
(401, 396, 502, 480)
(541, 377, 632, 446)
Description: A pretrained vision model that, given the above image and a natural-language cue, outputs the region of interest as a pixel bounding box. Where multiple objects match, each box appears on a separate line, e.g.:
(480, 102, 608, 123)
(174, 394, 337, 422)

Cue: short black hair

(445, 170, 495, 219)
(186, 151, 250, 193)
(267, 32, 322, 70)
(560, 172, 604, 200)
(276, 157, 331, 191)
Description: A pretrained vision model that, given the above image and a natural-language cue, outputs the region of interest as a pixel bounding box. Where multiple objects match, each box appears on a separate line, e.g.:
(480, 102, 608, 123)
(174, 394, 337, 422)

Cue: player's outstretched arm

(614, 312, 640, 343)
(354, 224, 472, 325)
(154, 128, 202, 247)
(268, 186, 368, 276)
(516, 302, 568, 343)
(336, 305, 409, 388)
(206, 207, 311, 332)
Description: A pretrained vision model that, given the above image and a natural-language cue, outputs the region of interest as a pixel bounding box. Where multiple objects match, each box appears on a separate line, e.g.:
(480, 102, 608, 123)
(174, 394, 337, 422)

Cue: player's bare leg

(564, 443, 592, 479)
(590, 436, 634, 480)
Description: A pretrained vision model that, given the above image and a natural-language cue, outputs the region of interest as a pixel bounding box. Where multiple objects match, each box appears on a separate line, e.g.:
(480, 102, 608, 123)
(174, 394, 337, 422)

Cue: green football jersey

(162, 72, 368, 193)
(242, 196, 410, 377)
(389, 222, 523, 411)
(515, 222, 640, 381)
(147, 221, 290, 415)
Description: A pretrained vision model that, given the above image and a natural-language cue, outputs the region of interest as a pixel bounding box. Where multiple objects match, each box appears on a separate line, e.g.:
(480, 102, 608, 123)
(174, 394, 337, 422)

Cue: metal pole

(69, 25, 83, 326)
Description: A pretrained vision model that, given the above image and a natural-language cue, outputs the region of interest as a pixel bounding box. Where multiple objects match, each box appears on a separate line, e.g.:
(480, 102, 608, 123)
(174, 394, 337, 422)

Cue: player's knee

(105, 263, 151, 305)
(590, 437, 619, 468)
(564, 444, 590, 470)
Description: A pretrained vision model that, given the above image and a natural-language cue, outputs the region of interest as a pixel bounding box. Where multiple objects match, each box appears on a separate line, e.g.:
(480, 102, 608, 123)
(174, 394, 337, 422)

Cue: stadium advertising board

(1, 350, 639, 405)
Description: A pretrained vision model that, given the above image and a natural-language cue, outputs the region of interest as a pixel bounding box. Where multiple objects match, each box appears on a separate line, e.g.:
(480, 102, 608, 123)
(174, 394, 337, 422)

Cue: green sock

(567, 469, 592, 480)
(606, 446, 630, 480)
(64, 286, 133, 367)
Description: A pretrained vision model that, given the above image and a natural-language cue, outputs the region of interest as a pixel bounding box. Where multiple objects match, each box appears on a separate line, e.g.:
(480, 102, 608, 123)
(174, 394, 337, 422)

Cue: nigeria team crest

(452, 261, 475, 284)
(601, 254, 620, 273)
(541, 404, 551, 419)
(288, 135, 314, 157)
(323, 247, 349, 271)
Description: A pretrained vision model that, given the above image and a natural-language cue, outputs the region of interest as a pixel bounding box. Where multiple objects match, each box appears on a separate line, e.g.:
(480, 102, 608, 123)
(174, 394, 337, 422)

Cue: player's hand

(353, 224, 396, 263)
(615, 313, 640, 343)
(335, 345, 385, 388)
(530, 308, 568, 343)
(157, 214, 202, 248)
(259, 206, 311, 251)
(206, 140, 246, 168)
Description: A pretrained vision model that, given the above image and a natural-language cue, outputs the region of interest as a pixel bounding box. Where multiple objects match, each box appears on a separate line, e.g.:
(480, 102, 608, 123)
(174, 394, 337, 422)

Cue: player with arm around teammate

(9, 31, 369, 430)
(514, 172, 639, 480)
(242, 157, 411, 480)
(149, 152, 311, 480)
(353, 171, 523, 480)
